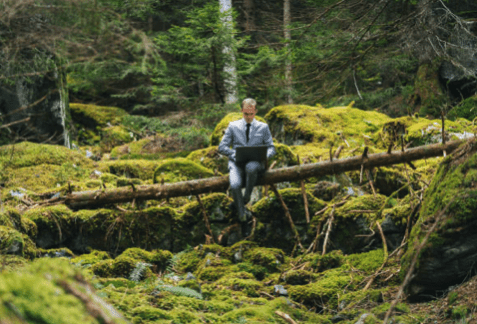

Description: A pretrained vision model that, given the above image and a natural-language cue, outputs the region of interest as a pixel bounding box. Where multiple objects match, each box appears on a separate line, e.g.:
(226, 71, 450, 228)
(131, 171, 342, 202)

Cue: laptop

(235, 145, 268, 164)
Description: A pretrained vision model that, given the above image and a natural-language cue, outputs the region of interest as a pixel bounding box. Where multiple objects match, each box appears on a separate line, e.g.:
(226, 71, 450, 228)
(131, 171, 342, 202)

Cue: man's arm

(264, 125, 276, 160)
(218, 123, 236, 161)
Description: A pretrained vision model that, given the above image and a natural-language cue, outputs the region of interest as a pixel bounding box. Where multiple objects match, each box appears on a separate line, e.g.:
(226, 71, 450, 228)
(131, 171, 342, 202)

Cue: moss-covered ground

(0, 103, 475, 323)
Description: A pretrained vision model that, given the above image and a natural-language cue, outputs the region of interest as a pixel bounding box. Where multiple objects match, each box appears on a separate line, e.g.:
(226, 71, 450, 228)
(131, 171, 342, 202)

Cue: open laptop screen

(235, 145, 268, 164)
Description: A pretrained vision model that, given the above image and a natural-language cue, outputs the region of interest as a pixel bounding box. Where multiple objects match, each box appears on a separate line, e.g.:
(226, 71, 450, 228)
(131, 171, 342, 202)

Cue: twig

(270, 184, 303, 250)
(365, 169, 376, 197)
(217, 224, 240, 244)
(333, 145, 344, 158)
(275, 311, 298, 324)
(264, 161, 277, 198)
(260, 291, 275, 299)
(0, 117, 31, 129)
(363, 221, 388, 291)
(322, 205, 335, 255)
(196, 194, 215, 244)
(297, 155, 310, 223)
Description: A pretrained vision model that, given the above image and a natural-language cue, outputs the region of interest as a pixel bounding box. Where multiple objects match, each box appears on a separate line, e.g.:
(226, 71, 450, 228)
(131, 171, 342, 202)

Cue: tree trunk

(284, 0, 293, 104)
(219, 0, 238, 104)
(64, 140, 464, 209)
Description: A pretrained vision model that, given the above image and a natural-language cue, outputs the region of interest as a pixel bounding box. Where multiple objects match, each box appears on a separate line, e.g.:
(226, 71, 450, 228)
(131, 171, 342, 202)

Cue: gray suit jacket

(218, 118, 276, 168)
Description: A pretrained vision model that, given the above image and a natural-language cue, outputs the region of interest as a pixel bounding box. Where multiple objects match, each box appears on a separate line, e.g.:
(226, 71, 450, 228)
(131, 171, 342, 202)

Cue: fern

(155, 285, 203, 300)
(129, 262, 152, 283)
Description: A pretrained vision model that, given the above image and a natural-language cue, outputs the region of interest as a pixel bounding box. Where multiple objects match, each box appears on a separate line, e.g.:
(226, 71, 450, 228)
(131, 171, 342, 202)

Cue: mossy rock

(287, 268, 356, 310)
(23, 205, 77, 249)
(264, 104, 391, 148)
(401, 139, 477, 298)
(0, 257, 129, 323)
(338, 289, 384, 311)
(412, 63, 447, 118)
(0, 141, 94, 169)
(100, 125, 133, 153)
(71, 250, 111, 267)
(187, 146, 230, 175)
(447, 94, 477, 122)
(4, 163, 91, 193)
(110, 135, 190, 160)
(153, 157, 217, 184)
(242, 247, 286, 273)
(70, 103, 128, 128)
(91, 255, 154, 280)
(174, 193, 235, 250)
(117, 247, 173, 273)
(209, 112, 267, 146)
(316, 194, 390, 254)
(0, 255, 29, 272)
(98, 159, 161, 180)
(0, 225, 24, 255)
(0, 206, 22, 229)
(280, 269, 318, 285)
(24, 205, 175, 253)
(300, 250, 344, 273)
(252, 188, 326, 252)
(254, 188, 327, 224)
(290, 143, 330, 164)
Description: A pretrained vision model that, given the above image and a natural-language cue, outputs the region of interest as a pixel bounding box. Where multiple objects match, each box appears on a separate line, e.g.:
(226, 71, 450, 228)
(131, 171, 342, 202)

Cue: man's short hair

(242, 98, 257, 110)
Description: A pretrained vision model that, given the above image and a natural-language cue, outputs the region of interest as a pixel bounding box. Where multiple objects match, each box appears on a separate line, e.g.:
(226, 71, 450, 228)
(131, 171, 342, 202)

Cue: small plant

(155, 284, 203, 300)
(129, 261, 152, 283)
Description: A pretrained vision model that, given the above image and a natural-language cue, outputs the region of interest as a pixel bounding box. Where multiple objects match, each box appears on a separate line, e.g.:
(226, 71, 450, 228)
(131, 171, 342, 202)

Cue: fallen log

(64, 140, 464, 209)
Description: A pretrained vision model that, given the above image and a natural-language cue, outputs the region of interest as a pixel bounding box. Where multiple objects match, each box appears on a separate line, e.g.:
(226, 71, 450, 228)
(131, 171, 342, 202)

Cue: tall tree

(284, 0, 293, 104)
(219, 0, 238, 104)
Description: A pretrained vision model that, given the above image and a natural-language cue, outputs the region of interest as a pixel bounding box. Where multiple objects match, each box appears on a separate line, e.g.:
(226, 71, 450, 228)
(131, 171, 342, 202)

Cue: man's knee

(245, 161, 261, 174)
(229, 173, 243, 190)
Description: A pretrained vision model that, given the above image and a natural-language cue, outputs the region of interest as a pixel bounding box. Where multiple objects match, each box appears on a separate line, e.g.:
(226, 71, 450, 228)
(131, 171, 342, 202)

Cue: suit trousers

(229, 160, 263, 221)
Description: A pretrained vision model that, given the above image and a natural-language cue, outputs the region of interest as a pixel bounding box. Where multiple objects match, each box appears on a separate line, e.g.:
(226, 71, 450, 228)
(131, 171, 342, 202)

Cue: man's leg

(243, 161, 263, 205)
(229, 162, 246, 222)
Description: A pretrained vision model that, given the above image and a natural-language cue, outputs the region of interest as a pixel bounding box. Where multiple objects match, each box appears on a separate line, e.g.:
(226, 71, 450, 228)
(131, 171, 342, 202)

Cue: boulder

(0, 70, 72, 147)
(401, 139, 477, 300)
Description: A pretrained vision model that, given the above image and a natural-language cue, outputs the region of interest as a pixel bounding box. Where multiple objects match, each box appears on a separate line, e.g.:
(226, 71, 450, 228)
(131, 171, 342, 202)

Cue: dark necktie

(246, 123, 251, 142)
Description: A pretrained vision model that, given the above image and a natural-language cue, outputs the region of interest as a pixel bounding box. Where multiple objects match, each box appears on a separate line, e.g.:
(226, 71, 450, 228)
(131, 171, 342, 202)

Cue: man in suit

(218, 98, 276, 222)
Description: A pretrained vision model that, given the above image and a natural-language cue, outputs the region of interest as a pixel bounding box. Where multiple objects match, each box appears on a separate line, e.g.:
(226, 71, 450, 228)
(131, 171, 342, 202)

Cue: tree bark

(64, 140, 464, 209)
(284, 0, 293, 104)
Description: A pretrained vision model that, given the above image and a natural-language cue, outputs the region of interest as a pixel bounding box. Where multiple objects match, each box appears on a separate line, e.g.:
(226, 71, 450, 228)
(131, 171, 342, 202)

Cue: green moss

(210, 112, 267, 146)
(254, 188, 327, 224)
(117, 247, 173, 273)
(91, 256, 154, 280)
(0, 225, 24, 255)
(153, 157, 216, 184)
(301, 250, 344, 273)
(338, 289, 384, 310)
(0, 141, 94, 170)
(0, 257, 128, 324)
(345, 249, 385, 274)
(242, 247, 286, 273)
(98, 159, 160, 180)
(0, 255, 28, 273)
(71, 250, 111, 267)
(70, 103, 128, 128)
(288, 268, 355, 309)
(447, 94, 477, 121)
(187, 146, 231, 175)
(100, 125, 133, 153)
(265, 104, 391, 148)
(412, 62, 447, 118)
(174, 193, 233, 248)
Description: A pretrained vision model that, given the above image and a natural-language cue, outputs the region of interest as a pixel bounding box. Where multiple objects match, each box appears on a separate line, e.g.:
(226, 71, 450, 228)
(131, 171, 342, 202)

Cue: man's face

(242, 105, 257, 124)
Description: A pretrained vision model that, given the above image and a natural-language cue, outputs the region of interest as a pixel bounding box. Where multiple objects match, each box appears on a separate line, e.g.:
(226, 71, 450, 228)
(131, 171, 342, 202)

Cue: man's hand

(230, 150, 237, 162)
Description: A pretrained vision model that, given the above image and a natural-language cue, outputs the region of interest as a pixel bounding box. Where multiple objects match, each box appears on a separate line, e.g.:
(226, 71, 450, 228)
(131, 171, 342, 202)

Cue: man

(218, 98, 276, 222)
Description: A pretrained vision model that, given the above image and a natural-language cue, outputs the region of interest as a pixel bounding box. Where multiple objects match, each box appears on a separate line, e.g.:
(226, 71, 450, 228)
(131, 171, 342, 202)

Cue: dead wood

(63, 140, 464, 209)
